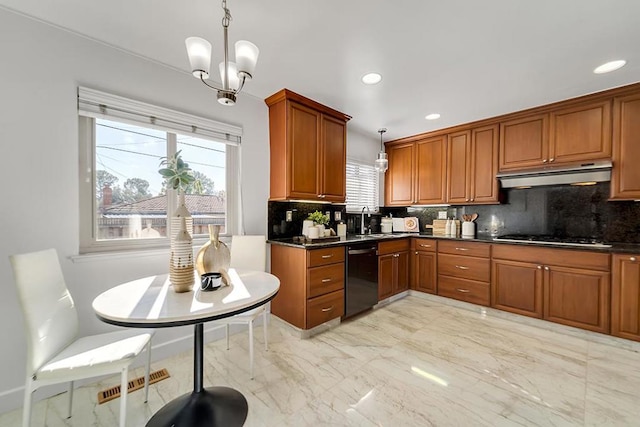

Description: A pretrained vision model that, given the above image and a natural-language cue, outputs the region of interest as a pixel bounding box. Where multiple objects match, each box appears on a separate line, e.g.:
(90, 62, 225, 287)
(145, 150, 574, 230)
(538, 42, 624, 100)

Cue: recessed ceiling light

(362, 73, 382, 85)
(593, 60, 627, 74)
(425, 113, 441, 120)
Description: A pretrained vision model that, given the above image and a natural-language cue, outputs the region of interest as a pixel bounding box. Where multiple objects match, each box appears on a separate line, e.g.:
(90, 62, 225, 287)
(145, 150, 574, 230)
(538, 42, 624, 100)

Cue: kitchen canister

(462, 221, 476, 238)
(381, 217, 393, 233)
(307, 226, 320, 238)
(302, 220, 314, 237)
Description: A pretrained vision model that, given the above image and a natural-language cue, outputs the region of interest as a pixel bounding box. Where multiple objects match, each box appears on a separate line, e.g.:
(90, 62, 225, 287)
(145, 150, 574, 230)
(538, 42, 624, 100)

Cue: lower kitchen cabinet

(410, 238, 437, 294)
(611, 254, 640, 341)
(437, 240, 490, 305)
(378, 239, 409, 300)
(492, 245, 610, 334)
(270, 244, 345, 329)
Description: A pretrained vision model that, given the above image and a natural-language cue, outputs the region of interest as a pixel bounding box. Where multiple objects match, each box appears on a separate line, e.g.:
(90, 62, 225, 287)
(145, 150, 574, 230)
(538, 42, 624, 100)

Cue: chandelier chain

(221, 0, 232, 28)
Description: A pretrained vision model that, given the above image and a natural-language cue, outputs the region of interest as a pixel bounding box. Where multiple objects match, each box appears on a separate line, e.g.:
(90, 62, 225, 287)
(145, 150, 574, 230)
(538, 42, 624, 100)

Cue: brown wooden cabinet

(270, 245, 345, 329)
(447, 125, 499, 205)
(437, 240, 490, 305)
(265, 89, 350, 202)
(410, 238, 437, 294)
(500, 101, 611, 172)
(610, 93, 640, 200)
(385, 136, 446, 206)
(611, 254, 640, 341)
(492, 245, 610, 333)
(378, 239, 410, 300)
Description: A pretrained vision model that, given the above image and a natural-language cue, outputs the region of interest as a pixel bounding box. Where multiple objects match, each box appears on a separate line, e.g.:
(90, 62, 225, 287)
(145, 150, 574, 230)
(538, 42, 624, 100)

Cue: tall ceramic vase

(196, 225, 230, 284)
(169, 192, 194, 292)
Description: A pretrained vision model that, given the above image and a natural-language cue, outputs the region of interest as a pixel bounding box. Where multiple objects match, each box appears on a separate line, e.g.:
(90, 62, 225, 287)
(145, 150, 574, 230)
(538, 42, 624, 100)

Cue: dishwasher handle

(348, 247, 377, 255)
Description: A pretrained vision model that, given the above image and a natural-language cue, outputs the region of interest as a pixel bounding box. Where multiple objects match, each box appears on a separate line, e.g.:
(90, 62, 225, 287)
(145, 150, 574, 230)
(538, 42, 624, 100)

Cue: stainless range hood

(497, 160, 612, 188)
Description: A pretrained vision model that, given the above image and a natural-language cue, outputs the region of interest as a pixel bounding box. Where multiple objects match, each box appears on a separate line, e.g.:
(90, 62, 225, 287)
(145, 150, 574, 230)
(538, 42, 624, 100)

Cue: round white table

(92, 269, 280, 427)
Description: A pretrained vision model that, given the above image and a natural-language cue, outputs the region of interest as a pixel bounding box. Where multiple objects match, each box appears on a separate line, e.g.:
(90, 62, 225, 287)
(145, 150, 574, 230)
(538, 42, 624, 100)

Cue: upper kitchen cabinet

(265, 89, 351, 202)
(447, 124, 499, 205)
(385, 135, 447, 206)
(610, 92, 640, 200)
(499, 100, 612, 171)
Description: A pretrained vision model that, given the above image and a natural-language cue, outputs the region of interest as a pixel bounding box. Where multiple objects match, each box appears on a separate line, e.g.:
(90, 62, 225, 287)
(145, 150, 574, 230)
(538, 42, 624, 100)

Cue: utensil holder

(462, 221, 476, 238)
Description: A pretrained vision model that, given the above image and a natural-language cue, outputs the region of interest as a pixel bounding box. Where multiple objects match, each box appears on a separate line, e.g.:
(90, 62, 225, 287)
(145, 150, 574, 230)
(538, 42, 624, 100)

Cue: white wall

(0, 8, 376, 413)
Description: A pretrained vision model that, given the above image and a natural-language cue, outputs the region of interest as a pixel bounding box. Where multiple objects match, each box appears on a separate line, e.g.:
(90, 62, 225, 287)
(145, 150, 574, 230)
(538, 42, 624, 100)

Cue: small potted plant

(307, 210, 329, 226)
(158, 150, 197, 194)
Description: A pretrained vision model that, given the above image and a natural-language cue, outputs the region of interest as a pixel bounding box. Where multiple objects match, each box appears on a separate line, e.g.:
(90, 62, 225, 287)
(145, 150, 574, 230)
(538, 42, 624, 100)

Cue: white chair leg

(249, 319, 254, 379)
(119, 368, 128, 427)
(226, 324, 230, 350)
(262, 309, 268, 351)
(144, 340, 152, 403)
(22, 378, 33, 427)
(67, 381, 74, 419)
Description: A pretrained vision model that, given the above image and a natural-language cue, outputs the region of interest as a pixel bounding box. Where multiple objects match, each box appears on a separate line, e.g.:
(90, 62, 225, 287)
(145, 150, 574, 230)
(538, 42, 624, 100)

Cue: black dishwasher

(345, 242, 379, 318)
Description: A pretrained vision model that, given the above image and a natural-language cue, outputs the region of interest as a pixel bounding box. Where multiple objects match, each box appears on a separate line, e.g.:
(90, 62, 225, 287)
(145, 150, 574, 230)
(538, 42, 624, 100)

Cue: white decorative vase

(169, 192, 194, 292)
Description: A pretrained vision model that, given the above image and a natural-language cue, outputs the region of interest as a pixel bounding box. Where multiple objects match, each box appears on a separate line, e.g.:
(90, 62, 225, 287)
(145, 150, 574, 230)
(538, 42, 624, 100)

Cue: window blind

(345, 159, 379, 213)
(78, 87, 242, 145)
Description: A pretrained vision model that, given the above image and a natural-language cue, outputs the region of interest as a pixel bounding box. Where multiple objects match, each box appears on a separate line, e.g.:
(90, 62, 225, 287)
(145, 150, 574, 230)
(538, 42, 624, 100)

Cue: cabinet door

(412, 251, 437, 294)
(378, 253, 394, 300)
(492, 259, 543, 318)
(395, 251, 410, 294)
(611, 93, 640, 200)
(543, 265, 610, 333)
(470, 124, 500, 204)
(499, 114, 549, 171)
(549, 100, 612, 164)
(320, 115, 346, 202)
(416, 136, 447, 204)
(288, 102, 320, 199)
(385, 142, 415, 206)
(446, 131, 471, 204)
(611, 254, 640, 341)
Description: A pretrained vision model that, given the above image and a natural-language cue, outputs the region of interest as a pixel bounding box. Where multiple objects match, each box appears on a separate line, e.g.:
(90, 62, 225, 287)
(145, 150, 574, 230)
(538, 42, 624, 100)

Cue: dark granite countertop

(267, 233, 640, 254)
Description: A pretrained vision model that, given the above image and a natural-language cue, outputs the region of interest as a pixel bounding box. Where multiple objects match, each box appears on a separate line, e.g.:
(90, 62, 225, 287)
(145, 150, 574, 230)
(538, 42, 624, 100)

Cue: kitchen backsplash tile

(267, 201, 346, 239)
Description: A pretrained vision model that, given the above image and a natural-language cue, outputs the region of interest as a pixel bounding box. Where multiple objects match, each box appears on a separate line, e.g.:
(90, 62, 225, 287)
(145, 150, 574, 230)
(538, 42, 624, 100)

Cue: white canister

(381, 217, 393, 233)
(307, 226, 320, 239)
(337, 222, 347, 237)
(462, 221, 476, 238)
(302, 220, 314, 237)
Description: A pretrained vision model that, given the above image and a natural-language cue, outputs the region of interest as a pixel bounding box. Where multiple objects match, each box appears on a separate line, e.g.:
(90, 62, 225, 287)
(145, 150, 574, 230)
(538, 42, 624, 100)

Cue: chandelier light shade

(375, 128, 388, 173)
(185, 0, 259, 106)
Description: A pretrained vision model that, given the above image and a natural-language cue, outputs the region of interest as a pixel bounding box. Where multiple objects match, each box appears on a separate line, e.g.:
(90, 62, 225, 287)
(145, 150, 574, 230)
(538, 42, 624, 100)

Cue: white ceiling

(2, 0, 639, 141)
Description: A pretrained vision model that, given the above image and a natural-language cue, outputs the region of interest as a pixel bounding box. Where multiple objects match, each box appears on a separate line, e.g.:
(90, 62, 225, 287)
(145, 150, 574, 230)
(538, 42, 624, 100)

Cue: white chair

(10, 248, 154, 427)
(222, 235, 268, 379)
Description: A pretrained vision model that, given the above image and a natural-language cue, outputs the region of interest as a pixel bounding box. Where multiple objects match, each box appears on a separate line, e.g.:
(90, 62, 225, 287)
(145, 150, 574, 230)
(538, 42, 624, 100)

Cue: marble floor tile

(1, 295, 640, 426)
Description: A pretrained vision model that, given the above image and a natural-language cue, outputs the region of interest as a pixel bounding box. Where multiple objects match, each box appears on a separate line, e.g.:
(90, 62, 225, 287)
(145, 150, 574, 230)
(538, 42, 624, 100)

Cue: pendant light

(375, 128, 388, 173)
(185, 0, 259, 106)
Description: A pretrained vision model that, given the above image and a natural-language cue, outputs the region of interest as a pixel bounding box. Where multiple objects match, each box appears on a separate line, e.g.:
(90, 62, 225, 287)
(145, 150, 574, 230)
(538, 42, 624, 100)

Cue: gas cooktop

(494, 234, 612, 248)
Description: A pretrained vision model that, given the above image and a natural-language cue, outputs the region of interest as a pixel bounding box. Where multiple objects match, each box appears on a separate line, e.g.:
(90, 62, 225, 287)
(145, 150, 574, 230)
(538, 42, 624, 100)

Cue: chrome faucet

(360, 206, 371, 235)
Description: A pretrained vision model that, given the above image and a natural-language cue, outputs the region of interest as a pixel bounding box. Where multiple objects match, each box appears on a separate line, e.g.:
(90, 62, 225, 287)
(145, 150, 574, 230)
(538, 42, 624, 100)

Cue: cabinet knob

(470, 198, 474, 202)
(537, 265, 542, 269)
(466, 198, 470, 202)
(415, 251, 419, 255)
(631, 257, 637, 262)
(549, 158, 555, 162)
(544, 266, 550, 271)
(542, 159, 548, 163)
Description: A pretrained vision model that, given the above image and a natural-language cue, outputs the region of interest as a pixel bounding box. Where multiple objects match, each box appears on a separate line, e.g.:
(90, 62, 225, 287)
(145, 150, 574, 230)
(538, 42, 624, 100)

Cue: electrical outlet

(325, 211, 330, 222)
(334, 211, 341, 221)
(285, 210, 292, 222)
(438, 211, 447, 219)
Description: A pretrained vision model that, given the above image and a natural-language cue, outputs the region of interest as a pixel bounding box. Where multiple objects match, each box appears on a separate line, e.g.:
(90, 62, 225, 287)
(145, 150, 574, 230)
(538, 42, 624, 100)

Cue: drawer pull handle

(456, 288, 470, 293)
(455, 265, 469, 270)
(631, 257, 637, 262)
(455, 247, 470, 251)
(321, 306, 334, 312)
(321, 278, 332, 283)
(419, 244, 431, 248)
(321, 254, 333, 259)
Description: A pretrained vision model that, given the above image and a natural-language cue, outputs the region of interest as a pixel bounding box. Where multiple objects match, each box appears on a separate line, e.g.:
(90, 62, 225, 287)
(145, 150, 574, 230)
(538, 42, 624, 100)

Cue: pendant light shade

(235, 40, 259, 78)
(375, 128, 388, 173)
(185, 37, 212, 79)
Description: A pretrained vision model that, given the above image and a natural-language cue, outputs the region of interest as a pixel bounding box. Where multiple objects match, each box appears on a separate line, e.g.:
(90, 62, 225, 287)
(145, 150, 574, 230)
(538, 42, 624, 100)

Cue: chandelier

(375, 128, 388, 173)
(185, 0, 259, 106)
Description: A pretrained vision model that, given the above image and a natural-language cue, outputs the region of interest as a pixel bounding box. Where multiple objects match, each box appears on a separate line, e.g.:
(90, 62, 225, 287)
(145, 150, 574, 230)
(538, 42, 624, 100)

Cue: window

(78, 88, 241, 253)
(345, 159, 379, 213)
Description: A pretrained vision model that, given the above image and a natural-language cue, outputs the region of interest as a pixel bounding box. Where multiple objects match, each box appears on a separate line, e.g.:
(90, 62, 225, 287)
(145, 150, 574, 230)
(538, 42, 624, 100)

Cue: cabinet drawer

(378, 239, 410, 255)
(308, 263, 344, 298)
(306, 289, 344, 329)
(438, 240, 490, 258)
(492, 244, 610, 271)
(412, 238, 437, 252)
(308, 246, 345, 267)
(438, 253, 490, 282)
(438, 275, 490, 306)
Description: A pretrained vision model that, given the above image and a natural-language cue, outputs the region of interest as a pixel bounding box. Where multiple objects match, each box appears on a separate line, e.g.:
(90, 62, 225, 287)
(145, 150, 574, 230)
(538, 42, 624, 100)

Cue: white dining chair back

(224, 235, 268, 379)
(10, 249, 154, 427)
(230, 235, 266, 272)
